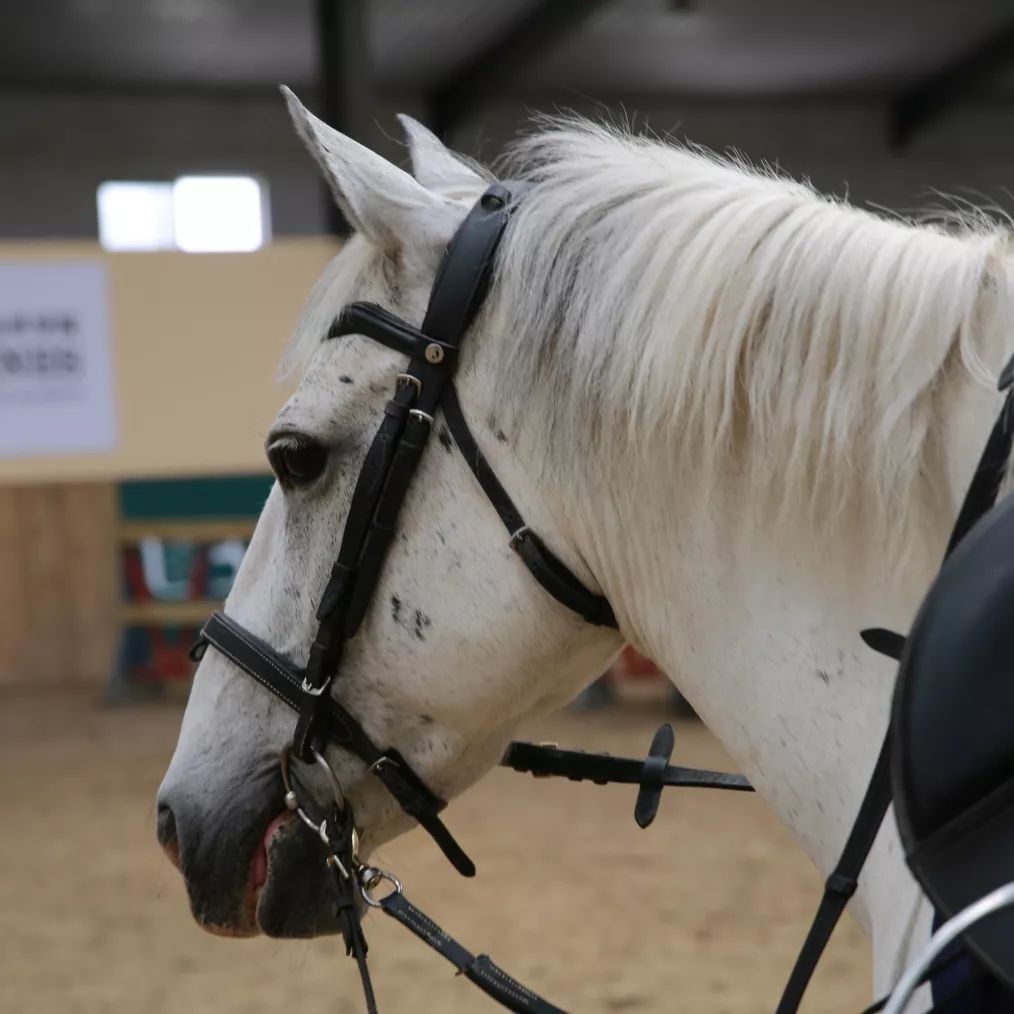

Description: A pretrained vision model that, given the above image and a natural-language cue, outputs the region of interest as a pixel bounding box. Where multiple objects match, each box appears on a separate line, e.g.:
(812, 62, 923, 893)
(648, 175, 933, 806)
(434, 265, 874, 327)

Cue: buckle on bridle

(300, 674, 332, 697)
(396, 373, 422, 396)
(509, 525, 530, 548)
(367, 755, 396, 775)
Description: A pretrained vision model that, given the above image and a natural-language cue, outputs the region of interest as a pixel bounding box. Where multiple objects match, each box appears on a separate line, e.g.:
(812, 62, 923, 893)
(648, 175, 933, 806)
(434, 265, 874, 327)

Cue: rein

(189, 176, 1014, 1012)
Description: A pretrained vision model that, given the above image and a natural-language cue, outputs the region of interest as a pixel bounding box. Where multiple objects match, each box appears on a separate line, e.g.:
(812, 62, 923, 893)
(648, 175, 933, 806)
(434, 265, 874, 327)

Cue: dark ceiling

(1, 0, 1013, 147)
(0, 0, 1011, 92)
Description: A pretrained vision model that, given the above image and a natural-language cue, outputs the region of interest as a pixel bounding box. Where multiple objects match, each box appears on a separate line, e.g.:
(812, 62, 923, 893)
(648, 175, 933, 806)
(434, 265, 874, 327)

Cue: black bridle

(188, 178, 1014, 1013)
(192, 181, 619, 879)
(189, 181, 752, 1012)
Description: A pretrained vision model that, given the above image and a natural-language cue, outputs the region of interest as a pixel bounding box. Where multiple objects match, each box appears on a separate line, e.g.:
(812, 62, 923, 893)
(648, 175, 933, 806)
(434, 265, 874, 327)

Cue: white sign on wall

(0, 261, 117, 458)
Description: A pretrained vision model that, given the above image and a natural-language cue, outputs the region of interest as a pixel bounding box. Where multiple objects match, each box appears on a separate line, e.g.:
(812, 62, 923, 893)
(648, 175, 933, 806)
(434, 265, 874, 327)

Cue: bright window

(172, 176, 267, 253)
(97, 175, 269, 253)
(96, 182, 174, 251)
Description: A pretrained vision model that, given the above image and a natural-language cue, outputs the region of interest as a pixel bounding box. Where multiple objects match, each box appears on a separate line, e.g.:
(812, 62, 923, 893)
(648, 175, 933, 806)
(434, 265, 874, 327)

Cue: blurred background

(2, 1, 1013, 1010)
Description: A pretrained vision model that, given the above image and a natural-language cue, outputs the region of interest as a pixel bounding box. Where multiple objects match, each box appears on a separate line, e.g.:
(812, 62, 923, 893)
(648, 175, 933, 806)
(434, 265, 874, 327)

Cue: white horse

(157, 88, 1013, 1007)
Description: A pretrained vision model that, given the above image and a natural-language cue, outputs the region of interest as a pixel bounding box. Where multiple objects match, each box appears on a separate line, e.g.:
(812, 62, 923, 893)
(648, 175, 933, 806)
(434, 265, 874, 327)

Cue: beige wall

(0, 483, 117, 685)
(0, 241, 340, 685)
(0, 238, 340, 484)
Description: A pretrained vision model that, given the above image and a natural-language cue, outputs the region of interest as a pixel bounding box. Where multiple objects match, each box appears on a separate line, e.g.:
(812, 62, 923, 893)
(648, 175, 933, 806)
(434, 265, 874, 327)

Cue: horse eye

(267, 435, 328, 488)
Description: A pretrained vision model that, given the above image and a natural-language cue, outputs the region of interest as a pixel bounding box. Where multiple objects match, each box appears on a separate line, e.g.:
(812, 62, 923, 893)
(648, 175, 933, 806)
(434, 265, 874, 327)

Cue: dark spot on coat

(413, 609, 431, 641)
(816, 668, 830, 685)
(437, 426, 453, 453)
(485, 413, 508, 444)
(418, 714, 434, 726)
(339, 374, 354, 384)
(391, 595, 402, 623)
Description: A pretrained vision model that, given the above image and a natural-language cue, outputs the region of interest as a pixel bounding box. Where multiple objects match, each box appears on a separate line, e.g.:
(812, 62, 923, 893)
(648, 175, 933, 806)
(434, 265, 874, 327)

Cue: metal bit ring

(280, 744, 347, 832)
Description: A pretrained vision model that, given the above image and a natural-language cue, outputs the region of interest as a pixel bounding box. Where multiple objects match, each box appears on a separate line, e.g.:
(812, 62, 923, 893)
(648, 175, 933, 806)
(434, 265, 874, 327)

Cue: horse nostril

(156, 803, 179, 857)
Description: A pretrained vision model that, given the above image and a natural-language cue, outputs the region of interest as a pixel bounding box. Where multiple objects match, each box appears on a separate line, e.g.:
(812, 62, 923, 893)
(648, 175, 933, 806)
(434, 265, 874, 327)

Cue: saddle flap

(892, 493, 1014, 991)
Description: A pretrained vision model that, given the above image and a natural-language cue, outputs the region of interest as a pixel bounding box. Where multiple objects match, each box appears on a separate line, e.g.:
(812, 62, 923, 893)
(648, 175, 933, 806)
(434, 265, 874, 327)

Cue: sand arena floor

(1, 685, 869, 1013)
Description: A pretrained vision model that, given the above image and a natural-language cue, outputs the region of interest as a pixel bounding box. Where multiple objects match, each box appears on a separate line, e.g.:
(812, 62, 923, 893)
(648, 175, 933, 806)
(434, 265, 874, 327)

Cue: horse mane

(491, 117, 1014, 552)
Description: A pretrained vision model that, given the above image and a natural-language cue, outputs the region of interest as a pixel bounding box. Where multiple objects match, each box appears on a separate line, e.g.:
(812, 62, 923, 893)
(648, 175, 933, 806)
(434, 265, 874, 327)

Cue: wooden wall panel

(0, 483, 116, 686)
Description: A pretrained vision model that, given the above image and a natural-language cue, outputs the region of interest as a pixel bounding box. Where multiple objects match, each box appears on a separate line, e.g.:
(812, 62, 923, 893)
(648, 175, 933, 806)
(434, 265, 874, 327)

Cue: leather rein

(189, 178, 1014, 1012)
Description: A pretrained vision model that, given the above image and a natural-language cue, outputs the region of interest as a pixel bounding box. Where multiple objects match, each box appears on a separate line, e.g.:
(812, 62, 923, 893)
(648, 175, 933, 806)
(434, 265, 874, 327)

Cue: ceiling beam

(316, 0, 371, 236)
(430, 0, 616, 139)
(890, 18, 1014, 151)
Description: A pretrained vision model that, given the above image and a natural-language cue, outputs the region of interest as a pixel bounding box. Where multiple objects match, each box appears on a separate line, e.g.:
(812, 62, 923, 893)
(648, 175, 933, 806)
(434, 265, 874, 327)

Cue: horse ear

(397, 114, 485, 197)
(282, 87, 456, 253)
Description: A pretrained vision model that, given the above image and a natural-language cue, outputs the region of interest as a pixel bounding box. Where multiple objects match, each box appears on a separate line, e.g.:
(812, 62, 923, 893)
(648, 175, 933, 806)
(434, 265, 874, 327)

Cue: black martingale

(190, 174, 1014, 1013)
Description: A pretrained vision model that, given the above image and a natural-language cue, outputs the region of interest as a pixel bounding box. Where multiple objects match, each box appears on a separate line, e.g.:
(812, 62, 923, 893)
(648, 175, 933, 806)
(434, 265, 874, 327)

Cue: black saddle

(892, 491, 1014, 993)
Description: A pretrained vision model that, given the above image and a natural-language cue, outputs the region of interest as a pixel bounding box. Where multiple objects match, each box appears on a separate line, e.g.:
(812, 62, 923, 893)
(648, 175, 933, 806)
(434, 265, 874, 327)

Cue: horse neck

(550, 363, 1005, 949)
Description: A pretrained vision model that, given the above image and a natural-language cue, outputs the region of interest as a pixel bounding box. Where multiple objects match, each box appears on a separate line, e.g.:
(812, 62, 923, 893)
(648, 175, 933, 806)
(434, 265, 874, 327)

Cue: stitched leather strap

(379, 892, 567, 1014)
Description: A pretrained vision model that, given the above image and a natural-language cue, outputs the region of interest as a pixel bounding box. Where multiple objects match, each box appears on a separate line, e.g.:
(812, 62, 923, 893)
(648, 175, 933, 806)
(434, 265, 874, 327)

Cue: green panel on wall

(119, 474, 273, 520)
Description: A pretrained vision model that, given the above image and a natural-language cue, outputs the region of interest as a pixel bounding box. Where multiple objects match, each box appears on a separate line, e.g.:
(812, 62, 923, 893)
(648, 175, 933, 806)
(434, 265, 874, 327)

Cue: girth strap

(378, 891, 567, 1014)
(191, 611, 476, 877)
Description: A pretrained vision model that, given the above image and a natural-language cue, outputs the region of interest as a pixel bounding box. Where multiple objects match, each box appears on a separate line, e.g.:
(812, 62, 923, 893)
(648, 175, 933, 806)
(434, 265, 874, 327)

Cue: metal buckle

(409, 408, 434, 425)
(509, 525, 530, 548)
(367, 755, 398, 775)
(300, 674, 332, 697)
(358, 865, 404, 908)
(396, 373, 422, 396)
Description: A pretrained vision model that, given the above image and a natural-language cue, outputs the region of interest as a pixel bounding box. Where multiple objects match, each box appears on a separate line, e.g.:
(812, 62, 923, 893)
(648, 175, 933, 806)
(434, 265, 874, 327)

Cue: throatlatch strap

(379, 892, 566, 1014)
(440, 383, 617, 628)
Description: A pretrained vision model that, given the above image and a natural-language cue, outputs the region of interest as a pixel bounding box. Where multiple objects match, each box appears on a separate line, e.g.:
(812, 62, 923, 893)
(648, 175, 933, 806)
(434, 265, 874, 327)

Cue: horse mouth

(191, 810, 298, 940)
(251, 810, 296, 933)
(254, 811, 292, 893)
(250, 809, 345, 938)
